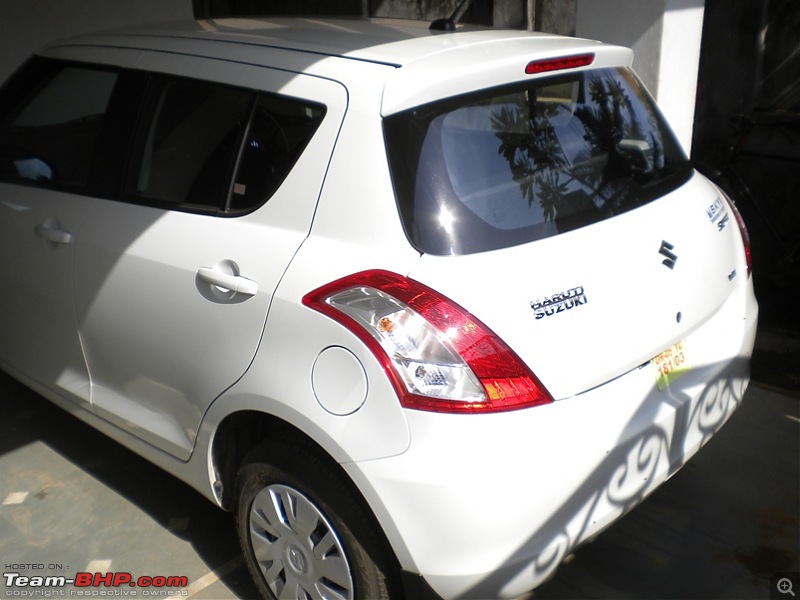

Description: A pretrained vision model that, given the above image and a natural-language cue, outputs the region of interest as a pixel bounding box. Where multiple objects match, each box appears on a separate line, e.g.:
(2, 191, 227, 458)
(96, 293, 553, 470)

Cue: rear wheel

(235, 439, 398, 600)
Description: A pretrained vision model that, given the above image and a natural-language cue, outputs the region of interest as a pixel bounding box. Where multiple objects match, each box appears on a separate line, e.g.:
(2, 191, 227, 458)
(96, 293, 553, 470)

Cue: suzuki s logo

(659, 240, 678, 270)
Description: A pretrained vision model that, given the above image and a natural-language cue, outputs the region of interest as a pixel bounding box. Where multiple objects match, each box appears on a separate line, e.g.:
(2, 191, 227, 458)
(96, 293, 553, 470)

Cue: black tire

(235, 438, 400, 600)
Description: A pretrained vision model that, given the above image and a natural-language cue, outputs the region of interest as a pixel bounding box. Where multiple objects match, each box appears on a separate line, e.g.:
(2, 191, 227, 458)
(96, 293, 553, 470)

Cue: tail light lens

(303, 270, 553, 414)
(525, 53, 595, 75)
(720, 189, 752, 276)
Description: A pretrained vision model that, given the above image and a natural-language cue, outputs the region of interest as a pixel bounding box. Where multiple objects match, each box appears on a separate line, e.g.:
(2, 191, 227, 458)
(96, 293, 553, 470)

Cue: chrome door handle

(34, 223, 72, 244)
(196, 267, 258, 296)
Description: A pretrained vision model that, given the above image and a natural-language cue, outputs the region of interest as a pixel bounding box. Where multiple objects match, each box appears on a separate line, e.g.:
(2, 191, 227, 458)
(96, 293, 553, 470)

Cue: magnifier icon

(778, 578, 795, 596)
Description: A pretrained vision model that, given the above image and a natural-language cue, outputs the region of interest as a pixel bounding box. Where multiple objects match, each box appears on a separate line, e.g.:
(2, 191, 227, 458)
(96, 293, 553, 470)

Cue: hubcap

(249, 483, 354, 600)
(287, 544, 308, 574)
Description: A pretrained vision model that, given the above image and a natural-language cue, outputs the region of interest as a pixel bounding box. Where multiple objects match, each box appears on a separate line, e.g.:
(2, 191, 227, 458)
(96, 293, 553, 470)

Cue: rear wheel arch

(210, 413, 402, 565)
(211, 411, 410, 597)
(211, 411, 309, 510)
(235, 436, 405, 599)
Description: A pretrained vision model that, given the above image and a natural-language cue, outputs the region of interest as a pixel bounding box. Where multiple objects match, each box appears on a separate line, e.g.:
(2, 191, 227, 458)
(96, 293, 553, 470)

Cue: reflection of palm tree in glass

(491, 100, 567, 215)
(576, 77, 659, 206)
(490, 74, 662, 224)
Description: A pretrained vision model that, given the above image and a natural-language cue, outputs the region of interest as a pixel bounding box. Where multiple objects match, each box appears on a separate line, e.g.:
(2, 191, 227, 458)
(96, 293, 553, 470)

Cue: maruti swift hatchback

(0, 16, 757, 600)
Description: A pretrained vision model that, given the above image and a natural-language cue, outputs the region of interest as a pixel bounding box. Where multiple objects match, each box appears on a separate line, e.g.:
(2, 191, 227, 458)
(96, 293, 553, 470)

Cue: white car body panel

(408, 173, 751, 399)
(0, 186, 93, 405)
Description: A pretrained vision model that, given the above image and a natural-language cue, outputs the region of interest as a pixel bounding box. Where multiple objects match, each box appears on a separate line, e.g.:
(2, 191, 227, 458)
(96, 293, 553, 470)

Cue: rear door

(73, 60, 346, 459)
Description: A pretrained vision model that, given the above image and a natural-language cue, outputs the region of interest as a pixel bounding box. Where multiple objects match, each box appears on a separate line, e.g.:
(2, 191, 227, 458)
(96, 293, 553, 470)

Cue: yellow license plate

(653, 340, 690, 391)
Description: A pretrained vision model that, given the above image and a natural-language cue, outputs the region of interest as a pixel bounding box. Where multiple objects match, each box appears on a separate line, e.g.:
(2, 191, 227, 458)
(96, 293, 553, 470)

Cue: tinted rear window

(384, 68, 692, 255)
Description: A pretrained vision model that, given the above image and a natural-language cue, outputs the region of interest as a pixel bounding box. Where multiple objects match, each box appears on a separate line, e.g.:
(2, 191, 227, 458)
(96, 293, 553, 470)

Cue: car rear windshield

(384, 67, 692, 255)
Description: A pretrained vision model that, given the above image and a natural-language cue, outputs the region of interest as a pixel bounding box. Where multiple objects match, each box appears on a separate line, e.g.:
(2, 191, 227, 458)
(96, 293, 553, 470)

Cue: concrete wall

(576, 0, 705, 154)
(532, 0, 577, 36)
(576, 0, 664, 95)
(369, 0, 495, 26)
(0, 0, 192, 83)
(368, 0, 568, 30)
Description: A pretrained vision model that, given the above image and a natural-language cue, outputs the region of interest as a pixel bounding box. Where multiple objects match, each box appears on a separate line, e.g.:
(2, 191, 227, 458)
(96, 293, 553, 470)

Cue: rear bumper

(346, 279, 758, 599)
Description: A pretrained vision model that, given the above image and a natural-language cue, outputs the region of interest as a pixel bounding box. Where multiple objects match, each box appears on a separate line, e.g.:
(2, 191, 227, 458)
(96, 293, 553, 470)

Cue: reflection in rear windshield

(384, 68, 692, 255)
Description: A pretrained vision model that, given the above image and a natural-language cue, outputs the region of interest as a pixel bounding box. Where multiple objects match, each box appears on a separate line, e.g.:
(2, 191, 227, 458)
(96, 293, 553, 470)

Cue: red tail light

(303, 270, 553, 414)
(720, 189, 752, 276)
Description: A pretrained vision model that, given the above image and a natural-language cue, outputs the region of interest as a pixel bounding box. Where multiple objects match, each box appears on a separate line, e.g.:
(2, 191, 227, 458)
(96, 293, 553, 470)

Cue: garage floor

(530, 381, 799, 599)
(1, 353, 798, 599)
(0, 373, 259, 599)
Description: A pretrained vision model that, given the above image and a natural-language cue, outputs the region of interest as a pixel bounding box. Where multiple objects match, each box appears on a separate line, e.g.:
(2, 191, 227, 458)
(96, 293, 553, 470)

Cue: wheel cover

(249, 483, 354, 600)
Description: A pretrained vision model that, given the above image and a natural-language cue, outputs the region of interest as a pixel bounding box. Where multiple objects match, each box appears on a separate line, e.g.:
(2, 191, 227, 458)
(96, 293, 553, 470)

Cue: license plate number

(653, 340, 690, 391)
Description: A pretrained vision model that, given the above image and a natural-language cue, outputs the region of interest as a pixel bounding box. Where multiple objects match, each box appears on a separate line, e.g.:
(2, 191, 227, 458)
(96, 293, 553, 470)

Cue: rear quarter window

(384, 67, 692, 255)
(128, 74, 326, 214)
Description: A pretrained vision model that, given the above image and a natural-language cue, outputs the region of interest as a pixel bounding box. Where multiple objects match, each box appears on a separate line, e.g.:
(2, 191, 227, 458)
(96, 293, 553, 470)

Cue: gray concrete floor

(530, 381, 799, 600)
(0, 373, 259, 599)
(1, 356, 797, 599)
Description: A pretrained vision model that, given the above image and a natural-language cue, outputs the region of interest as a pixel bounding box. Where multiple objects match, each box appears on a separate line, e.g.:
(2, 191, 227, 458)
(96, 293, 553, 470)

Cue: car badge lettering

(530, 286, 587, 320)
(659, 240, 678, 270)
(706, 196, 729, 231)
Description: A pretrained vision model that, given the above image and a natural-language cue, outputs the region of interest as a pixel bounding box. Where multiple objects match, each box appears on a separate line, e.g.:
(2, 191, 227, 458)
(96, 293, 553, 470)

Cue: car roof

(42, 18, 634, 115)
(57, 18, 576, 66)
(46, 17, 631, 69)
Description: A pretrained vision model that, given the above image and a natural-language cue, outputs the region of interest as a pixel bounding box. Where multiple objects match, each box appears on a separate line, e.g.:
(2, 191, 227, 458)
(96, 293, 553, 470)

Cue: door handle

(196, 267, 258, 296)
(34, 222, 72, 244)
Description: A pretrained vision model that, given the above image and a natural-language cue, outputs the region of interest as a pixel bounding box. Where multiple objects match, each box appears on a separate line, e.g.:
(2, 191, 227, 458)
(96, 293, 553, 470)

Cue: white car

(0, 16, 757, 600)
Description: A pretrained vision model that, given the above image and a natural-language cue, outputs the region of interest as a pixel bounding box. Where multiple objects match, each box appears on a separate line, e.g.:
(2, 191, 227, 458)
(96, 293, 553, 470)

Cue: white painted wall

(577, 0, 664, 94)
(576, 0, 705, 154)
(656, 0, 705, 154)
(0, 0, 193, 83)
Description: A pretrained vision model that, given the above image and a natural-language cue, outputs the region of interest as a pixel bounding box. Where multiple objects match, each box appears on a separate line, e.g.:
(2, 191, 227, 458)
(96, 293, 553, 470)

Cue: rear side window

(227, 94, 327, 212)
(0, 57, 326, 215)
(0, 59, 120, 189)
(131, 77, 253, 209)
(384, 67, 692, 255)
(129, 75, 326, 214)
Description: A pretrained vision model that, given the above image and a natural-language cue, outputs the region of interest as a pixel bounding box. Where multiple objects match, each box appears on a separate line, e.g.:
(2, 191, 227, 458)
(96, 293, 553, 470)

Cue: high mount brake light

(303, 270, 553, 414)
(525, 53, 595, 75)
